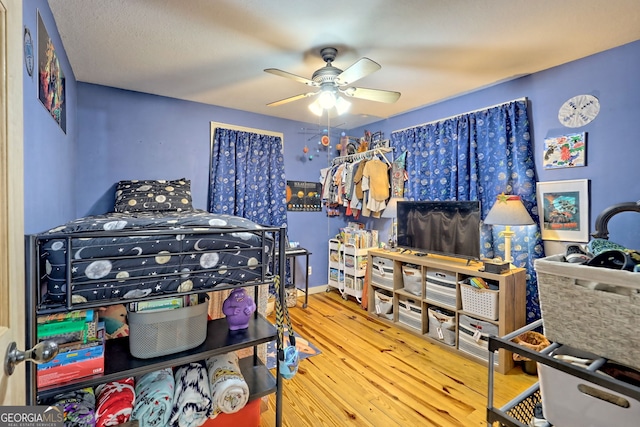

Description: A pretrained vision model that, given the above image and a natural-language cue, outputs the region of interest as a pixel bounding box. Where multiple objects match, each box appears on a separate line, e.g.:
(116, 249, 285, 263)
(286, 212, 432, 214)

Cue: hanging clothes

(362, 158, 390, 216)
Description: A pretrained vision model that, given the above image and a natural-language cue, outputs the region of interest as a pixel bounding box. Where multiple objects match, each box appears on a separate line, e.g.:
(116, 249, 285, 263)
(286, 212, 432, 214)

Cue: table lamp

(484, 194, 534, 264)
(382, 197, 405, 248)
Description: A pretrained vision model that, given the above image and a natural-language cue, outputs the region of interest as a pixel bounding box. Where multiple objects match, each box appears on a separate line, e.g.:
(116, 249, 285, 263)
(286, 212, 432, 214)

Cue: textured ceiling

(49, 0, 640, 129)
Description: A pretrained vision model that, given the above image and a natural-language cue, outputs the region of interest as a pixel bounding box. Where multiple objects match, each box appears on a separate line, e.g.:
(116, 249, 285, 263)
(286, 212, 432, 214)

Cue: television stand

(366, 248, 526, 374)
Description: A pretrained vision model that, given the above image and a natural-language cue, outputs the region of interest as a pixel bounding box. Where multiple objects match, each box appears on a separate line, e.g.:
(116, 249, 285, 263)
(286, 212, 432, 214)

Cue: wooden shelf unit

(367, 248, 526, 374)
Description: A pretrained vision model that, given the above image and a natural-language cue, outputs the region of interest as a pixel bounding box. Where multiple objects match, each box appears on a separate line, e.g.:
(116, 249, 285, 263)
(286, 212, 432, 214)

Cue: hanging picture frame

(37, 10, 66, 133)
(543, 132, 586, 169)
(536, 179, 589, 242)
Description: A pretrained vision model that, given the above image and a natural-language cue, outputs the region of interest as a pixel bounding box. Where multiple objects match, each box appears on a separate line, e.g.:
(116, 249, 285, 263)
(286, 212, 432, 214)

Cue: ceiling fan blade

(267, 91, 318, 107)
(334, 58, 381, 86)
(264, 68, 318, 87)
(342, 87, 401, 103)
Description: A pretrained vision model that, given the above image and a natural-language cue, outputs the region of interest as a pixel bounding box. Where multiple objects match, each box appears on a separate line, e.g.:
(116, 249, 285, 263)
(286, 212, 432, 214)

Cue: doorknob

(4, 340, 58, 376)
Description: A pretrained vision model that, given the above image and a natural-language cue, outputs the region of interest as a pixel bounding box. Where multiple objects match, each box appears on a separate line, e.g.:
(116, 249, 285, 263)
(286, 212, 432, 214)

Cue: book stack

(128, 293, 202, 313)
(36, 309, 105, 388)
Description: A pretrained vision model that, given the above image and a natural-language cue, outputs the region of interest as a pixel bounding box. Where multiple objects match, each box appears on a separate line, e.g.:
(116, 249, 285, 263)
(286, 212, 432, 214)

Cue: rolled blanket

(95, 377, 136, 427)
(51, 387, 96, 427)
(132, 368, 175, 427)
(169, 362, 212, 427)
(205, 352, 249, 418)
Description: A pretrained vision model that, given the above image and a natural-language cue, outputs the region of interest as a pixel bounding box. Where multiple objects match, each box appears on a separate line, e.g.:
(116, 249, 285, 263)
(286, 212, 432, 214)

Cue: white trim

(392, 97, 528, 133)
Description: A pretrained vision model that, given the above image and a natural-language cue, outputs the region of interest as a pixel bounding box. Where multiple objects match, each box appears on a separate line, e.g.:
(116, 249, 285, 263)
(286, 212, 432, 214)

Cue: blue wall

(23, 0, 639, 290)
(355, 41, 640, 252)
(23, 0, 78, 233)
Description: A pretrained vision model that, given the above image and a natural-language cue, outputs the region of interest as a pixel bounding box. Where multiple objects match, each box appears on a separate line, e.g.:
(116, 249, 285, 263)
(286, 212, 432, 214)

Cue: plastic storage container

(128, 300, 208, 358)
(538, 345, 640, 427)
(459, 281, 499, 320)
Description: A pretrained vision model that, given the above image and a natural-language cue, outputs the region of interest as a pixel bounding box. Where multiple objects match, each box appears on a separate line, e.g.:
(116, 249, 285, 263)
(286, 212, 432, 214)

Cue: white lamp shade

(484, 195, 534, 225)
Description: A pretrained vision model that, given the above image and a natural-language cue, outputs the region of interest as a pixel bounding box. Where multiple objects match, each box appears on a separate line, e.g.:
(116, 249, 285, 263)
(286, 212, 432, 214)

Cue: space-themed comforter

(36, 210, 274, 304)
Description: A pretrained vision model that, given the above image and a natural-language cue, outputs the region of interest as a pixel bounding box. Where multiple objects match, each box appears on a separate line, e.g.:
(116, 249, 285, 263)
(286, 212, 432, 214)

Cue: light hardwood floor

(261, 290, 536, 427)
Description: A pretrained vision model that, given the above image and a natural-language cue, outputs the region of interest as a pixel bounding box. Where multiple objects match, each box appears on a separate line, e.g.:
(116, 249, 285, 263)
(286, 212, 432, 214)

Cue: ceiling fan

(264, 47, 401, 113)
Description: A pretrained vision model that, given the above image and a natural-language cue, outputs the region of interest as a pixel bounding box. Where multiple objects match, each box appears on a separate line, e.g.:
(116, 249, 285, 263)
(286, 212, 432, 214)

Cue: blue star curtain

(391, 100, 544, 322)
(208, 127, 290, 292)
(208, 127, 288, 229)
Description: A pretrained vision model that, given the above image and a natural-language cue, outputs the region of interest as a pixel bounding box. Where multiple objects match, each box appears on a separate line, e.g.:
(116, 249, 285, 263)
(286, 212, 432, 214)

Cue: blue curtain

(208, 127, 288, 229)
(391, 100, 544, 321)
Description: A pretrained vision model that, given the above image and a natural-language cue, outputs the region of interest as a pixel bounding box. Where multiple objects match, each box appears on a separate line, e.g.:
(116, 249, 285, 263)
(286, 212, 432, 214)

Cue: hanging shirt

(362, 158, 390, 202)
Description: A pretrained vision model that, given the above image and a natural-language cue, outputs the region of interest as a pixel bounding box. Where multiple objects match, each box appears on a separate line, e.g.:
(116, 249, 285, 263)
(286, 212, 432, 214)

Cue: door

(0, 0, 26, 405)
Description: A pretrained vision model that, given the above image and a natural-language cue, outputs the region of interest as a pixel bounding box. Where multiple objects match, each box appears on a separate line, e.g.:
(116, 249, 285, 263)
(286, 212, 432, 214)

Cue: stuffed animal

(98, 304, 129, 339)
(222, 288, 256, 330)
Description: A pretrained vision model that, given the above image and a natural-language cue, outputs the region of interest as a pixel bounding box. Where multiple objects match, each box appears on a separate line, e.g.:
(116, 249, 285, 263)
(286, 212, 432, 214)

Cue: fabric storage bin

(535, 254, 640, 370)
(538, 345, 640, 427)
(459, 281, 499, 320)
(397, 295, 422, 331)
(128, 299, 208, 359)
(371, 256, 394, 290)
(374, 289, 394, 320)
(401, 264, 422, 296)
(427, 307, 456, 346)
(458, 314, 498, 364)
(425, 268, 457, 309)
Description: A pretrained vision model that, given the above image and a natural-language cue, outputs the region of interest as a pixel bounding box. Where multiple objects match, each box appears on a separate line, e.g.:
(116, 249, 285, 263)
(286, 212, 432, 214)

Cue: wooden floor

(260, 290, 536, 427)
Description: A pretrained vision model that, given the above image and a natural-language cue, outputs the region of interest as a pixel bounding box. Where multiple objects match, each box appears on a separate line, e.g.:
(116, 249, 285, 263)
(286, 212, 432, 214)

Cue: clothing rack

(331, 147, 393, 167)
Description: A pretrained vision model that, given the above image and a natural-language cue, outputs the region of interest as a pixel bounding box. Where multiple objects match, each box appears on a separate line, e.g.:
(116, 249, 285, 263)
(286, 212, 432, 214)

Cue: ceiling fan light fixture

(335, 96, 351, 115)
(308, 99, 324, 116)
(318, 90, 336, 109)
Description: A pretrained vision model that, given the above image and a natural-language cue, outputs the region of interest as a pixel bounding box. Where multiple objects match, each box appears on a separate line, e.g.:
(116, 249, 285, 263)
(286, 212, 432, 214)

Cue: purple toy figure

(222, 288, 256, 330)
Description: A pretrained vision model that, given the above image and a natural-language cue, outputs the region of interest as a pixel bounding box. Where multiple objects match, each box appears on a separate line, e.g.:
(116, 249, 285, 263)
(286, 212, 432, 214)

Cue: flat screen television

(396, 200, 481, 261)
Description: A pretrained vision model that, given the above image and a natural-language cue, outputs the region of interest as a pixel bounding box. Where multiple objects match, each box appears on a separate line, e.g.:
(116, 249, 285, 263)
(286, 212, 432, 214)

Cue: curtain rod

(391, 97, 528, 134)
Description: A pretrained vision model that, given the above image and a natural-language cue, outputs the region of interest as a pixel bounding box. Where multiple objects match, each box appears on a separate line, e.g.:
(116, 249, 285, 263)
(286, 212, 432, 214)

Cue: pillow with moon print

(114, 178, 193, 213)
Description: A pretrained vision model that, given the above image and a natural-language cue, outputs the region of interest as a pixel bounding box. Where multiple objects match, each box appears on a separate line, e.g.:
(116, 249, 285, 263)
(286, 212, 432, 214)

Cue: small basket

(285, 286, 297, 308)
(128, 300, 208, 359)
(460, 281, 499, 320)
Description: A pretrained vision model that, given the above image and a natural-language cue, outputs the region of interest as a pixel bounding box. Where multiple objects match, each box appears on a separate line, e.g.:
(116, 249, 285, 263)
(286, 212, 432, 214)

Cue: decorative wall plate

(558, 94, 600, 128)
(24, 27, 34, 77)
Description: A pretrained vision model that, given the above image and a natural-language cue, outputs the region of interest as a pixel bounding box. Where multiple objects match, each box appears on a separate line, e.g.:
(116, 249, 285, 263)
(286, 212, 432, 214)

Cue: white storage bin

(401, 264, 422, 296)
(398, 295, 422, 331)
(457, 314, 498, 364)
(371, 256, 394, 290)
(460, 281, 499, 320)
(425, 268, 457, 308)
(374, 289, 394, 320)
(427, 307, 456, 346)
(539, 346, 640, 427)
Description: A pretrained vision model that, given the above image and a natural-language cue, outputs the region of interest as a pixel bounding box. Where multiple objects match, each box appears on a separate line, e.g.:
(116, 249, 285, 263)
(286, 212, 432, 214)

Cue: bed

(28, 179, 279, 311)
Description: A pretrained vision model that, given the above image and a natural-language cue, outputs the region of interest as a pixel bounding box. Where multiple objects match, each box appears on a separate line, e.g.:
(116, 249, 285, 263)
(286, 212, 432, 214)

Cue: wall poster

(286, 181, 322, 212)
(38, 10, 66, 133)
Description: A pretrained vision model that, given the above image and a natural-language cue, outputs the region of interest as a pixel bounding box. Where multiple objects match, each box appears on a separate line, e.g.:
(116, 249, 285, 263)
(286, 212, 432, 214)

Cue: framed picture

(543, 132, 586, 169)
(37, 10, 66, 133)
(536, 179, 589, 242)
